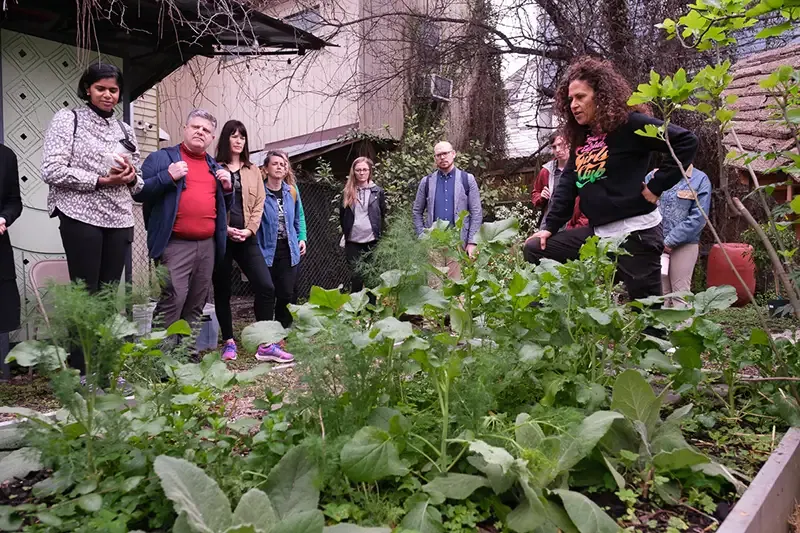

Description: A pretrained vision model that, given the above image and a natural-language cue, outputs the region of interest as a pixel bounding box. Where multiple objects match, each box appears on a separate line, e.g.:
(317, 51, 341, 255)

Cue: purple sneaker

(255, 343, 294, 363)
(221, 340, 238, 361)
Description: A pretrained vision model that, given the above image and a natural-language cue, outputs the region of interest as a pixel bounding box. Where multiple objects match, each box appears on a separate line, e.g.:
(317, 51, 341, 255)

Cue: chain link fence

(131, 181, 352, 311)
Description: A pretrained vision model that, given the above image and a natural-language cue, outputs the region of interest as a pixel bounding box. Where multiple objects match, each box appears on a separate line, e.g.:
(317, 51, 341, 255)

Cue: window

(285, 7, 324, 34)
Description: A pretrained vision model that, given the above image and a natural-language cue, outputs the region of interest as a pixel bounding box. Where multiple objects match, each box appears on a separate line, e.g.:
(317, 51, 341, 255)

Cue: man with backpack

(412, 141, 483, 282)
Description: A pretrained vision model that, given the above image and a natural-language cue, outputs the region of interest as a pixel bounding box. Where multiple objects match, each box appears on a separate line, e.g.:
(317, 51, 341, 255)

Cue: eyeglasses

(434, 151, 453, 158)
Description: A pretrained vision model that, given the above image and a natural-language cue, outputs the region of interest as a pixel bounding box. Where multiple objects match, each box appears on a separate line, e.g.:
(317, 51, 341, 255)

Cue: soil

(595, 491, 725, 532)
(0, 375, 59, 422)
(0, 469, 51, 506)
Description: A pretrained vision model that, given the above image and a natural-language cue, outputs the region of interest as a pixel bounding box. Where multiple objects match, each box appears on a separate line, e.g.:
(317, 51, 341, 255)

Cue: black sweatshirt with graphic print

(543, 111, 698, 234)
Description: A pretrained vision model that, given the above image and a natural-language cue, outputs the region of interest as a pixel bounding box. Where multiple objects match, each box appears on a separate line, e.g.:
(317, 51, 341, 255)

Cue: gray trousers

(156, 237, 215, 328)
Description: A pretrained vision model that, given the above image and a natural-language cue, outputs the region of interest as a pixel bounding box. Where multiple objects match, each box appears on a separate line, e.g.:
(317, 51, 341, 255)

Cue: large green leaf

(553, 490, 621, 533)
(693, 285, 737, 314)
(401, 286, 448, 315)
(467, 440, 518, 494)
(153, 455, 232, 533)
(476, 218, 519, 245)
(264, 446, 319, 519)
(232, 489, 276, 531)
(469, 440, 514, 471)
(270, 510, 324, 533)
(0, 506, 23, 532)
(166, 319, 193, 336)
(653, 448, 708, 471)
(235, 364, 273, 384)
(541, 498, 579, 533)
(373, 317, 414, 342)
(367, 408, 409, 434)
(611, 370, 660, 433)
(324, 525, 391, 532)
(506, 481, 546, 532)
(692, 462, 747, 495)
(340, 427, 409, 482)
(557, 411, 624, 472)
(422, 473, 489, 500)
(222, 526, 258, 533)
(106, 314, 139, 339)
(344, 289, 370, 314)
(5, 341, 67, 370)
(0, 448, 42, 483)
(515, 413, 545, 448)
(241, 321, 289, 353)
(399, 496, 443, 533)
(309, 286, 351, 310)
(77, 493, 103, 512)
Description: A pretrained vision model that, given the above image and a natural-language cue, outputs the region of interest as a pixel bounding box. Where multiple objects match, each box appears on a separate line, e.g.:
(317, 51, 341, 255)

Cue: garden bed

(717, 428, 800, 533)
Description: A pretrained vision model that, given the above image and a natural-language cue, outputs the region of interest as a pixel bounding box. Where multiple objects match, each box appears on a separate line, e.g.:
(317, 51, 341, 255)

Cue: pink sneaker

(221, 340, 238, 361)
(255, 343, 294, 363)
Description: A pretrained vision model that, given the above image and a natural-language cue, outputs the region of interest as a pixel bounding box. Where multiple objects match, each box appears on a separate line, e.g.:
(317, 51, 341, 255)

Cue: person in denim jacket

(254, 151, 302, 363)
(649, 166, 711, 307)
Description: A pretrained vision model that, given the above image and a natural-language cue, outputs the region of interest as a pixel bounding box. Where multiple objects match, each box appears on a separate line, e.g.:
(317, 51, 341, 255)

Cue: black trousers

(58, 213, 133, 374)
(523, 224, 664, 300)
(212, 237, 274, 341)
(268, 240, 298, 329)
(344, 240, 377, 293)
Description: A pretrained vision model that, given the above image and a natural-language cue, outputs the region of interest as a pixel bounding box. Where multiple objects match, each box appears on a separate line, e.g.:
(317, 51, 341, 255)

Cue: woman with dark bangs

(212, 120, 270, 362)
(524, 57, 698, 300)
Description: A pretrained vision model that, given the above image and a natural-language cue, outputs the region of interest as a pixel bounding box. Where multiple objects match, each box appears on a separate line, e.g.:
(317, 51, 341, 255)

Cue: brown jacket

(226, 163, 265, 235)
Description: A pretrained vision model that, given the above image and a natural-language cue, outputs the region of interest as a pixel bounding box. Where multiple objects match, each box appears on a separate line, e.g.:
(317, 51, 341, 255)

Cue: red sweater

(531, 162, 588, 229)
(172, 145, 216, 240)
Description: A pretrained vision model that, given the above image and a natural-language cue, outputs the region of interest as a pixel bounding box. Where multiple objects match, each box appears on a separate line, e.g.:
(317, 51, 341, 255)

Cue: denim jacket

(648, 167, 711, 248)
(256, 181, 301, 267)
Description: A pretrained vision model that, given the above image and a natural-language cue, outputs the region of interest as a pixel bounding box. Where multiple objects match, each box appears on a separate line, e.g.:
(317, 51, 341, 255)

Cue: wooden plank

(718, 428, 800, 533)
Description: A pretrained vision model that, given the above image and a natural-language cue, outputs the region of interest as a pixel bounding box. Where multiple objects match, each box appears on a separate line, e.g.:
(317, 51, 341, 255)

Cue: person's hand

(227, 227, 240, 241)
(168, 161, 189, 181)
(664, 246, 672, 255)
(99, 164, 134, 186)
(299, 240, 307, 256)
(525, 230, 553, 250)
(240, 229, 253, 241)
(0, 217, 6, 236)
(216, 168, 232, 191)
(115, 162, 136, 184)
(541, 186, 551, 200)
(465, 243, 477, 258)
(642, 184, 659, 204)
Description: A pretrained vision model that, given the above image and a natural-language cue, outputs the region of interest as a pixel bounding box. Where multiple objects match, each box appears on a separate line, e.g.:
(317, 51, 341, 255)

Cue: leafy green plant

(152, 447, 326, 533)
(600, 370, 743, 503)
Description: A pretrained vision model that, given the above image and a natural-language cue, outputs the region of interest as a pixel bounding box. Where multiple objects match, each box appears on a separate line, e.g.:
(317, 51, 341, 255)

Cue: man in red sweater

(531, 134, 588, 230)
(136, 109, 232, 329)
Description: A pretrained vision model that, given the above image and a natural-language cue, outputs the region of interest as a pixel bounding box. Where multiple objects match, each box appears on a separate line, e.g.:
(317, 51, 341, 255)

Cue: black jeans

(58, 212, 133, 374)
(523, 224, 664, 300)
(212, 237, 274, 341)
(344, 241, 378, 293)
(268, 240, 298, 329)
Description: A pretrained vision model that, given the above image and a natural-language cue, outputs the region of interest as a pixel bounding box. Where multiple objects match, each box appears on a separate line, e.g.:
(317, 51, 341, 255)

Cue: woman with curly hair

(523, 56, 698, 300)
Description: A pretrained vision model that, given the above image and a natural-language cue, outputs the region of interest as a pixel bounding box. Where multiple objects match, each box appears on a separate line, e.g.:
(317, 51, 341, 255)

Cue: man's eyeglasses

(434, 151, 453, 159)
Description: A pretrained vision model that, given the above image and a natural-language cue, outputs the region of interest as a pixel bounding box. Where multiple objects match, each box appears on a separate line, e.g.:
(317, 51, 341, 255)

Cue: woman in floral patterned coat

(41, 63, 143, 373)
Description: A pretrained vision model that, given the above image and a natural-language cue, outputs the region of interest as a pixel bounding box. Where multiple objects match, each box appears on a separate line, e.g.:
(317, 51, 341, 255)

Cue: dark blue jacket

(133, 144, 232, 265)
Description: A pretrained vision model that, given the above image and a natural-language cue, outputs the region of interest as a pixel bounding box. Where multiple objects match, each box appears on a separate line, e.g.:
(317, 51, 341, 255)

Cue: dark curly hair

(555, 56, 649, 150)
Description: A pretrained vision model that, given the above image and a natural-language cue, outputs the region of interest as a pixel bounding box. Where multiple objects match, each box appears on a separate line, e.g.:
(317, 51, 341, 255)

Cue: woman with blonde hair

(339, 156, 386, 292)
